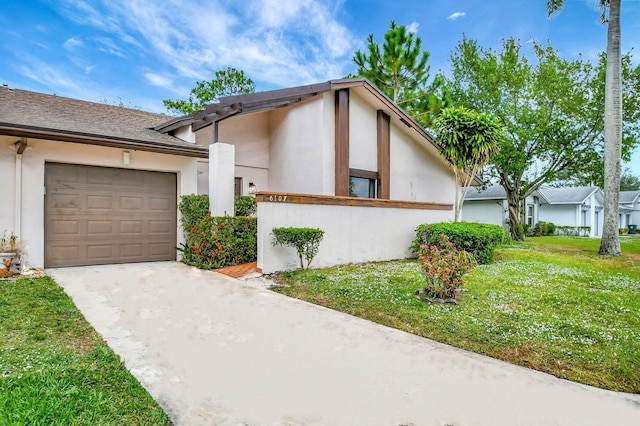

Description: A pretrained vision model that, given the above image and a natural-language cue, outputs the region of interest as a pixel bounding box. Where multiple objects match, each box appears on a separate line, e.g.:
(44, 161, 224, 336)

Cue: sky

(1, 0, 639, 175)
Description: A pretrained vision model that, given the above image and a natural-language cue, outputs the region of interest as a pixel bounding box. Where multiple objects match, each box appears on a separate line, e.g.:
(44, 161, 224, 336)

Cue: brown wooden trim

(0, 125, 209, 158)
(255, 192, 452, 210)
(377, 110, 390, 199)
(349, 168, 378, 180)
(335, 89, 350, 196)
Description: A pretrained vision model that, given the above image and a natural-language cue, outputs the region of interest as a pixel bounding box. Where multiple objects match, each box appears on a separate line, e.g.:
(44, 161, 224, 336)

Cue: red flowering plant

(416, 233, 476, 303)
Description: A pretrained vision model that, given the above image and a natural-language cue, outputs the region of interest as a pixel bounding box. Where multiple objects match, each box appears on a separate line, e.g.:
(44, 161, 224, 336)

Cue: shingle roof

(464, 185, 507, 200)
(538, 186, 599, 204)
(0, 88, 207, 157)
(620, 191, 640, 204)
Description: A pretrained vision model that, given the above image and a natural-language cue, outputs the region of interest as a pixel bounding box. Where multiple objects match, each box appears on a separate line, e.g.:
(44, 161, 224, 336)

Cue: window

(349, 169, 378, 198)
(526, 204, 534, 226)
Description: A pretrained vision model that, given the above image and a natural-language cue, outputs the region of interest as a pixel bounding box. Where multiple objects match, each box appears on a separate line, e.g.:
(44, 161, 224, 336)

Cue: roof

(620, 191, 640, 205)
(464, 185, 507, 201)
(538, 186, 601, 204)
(464, 185, 601, 205)
(0, 87, 208, 158)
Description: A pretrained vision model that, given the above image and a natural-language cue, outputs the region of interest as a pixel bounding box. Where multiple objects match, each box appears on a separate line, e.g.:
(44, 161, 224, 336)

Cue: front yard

(0, 276, 171, 425)
(271, 236, 640, 393)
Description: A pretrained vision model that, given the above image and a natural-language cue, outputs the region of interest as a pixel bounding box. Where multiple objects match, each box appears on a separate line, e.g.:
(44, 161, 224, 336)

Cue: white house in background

(156, 78, 459, 273)
(619, 191, 640, 228)
(2, 79, 459, 273)
(462, 185, 604, 237)
(0, 88, 205, 269)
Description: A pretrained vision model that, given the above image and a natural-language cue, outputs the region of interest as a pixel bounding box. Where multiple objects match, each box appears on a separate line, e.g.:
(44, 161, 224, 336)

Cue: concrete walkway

(49, 262, 640, 426)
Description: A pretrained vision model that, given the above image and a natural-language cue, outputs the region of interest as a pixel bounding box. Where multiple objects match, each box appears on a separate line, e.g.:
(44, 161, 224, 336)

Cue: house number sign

(268, 195, 287, 202)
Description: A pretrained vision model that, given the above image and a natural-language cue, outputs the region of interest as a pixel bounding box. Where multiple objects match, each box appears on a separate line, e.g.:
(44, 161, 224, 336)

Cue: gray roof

(620, 191, 640, 204)
(0, 88, 207, 157)
(464, 185, 600, 204)
(538, 186, 600, 204)
(464, 185, 507, 201)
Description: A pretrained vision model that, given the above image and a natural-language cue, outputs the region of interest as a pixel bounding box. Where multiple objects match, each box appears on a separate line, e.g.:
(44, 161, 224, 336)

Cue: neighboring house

(2, 79, 457, 273)
(619, 191, 640, 228)
(0, 88, 206, 268)
(156, 78, 458, 273)
(462, 185, 604, 237)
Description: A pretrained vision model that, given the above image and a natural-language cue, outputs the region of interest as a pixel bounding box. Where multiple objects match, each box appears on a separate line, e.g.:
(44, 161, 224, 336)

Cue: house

(462, 185, 604, 237)
(156, 79, 457, 273)
(1, 79, 457, 273)
(619, 191, 640, 228)
(0, 88, 206, 268)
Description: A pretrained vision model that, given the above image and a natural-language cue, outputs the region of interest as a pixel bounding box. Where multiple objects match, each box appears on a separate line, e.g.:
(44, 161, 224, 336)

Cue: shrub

(178, 195, 210, 231)
(619, 227, 628, 235)
(180, 215, 257, 269)
(410, 222, 507, 264)
(555, 226, 591, 237)
(235, 195, 257, 217)
(178, 195, 257, 269)
(530, 221, 556, 236)
(415, 233, 476, 302)
(272, 227, 325, 270)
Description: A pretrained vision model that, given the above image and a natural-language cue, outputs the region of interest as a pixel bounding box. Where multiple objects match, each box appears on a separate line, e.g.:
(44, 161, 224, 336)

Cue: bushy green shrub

(178, 195, 257, 269)
(411, 222, 507, 264)
(619, 227, 629, 235)
(235, 195, 257, 216)
(415, 233, 476, 303)
(530, 221, 556, 236)
(272, 227, 324, 270)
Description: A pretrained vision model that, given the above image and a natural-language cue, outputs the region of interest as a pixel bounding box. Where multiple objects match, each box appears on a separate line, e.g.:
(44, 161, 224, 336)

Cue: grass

(271, 236, 640, 393)
(0, 276, 172, 425)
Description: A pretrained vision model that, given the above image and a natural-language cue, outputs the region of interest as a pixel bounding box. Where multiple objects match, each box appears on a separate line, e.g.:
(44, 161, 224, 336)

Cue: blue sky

(1, 0, 639, 175)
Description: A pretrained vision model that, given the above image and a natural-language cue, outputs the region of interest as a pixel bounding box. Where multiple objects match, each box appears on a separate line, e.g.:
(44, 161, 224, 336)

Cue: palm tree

(547, 0, 622, 255)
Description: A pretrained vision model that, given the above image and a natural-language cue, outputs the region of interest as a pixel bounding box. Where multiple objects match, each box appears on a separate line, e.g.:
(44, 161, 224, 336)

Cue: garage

(45, 163, 177, 267)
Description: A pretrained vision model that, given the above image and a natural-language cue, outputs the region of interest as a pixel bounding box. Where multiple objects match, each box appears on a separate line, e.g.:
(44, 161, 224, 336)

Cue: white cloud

(447, 11, 466, 20)
(84, 65, 96, 74)
(63, 37, 84, 50)
(406, 22, 419, 34)
(56, 0, 357, 89)
(144, 73, 173, 88)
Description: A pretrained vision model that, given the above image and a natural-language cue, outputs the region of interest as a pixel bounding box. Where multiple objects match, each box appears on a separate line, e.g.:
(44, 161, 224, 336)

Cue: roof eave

(0, 123, 208, 158)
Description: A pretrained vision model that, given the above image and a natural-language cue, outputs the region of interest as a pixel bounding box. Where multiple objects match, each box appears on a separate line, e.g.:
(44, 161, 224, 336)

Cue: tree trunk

(506, 188, 523, 241)
(599, 0, 622, 256)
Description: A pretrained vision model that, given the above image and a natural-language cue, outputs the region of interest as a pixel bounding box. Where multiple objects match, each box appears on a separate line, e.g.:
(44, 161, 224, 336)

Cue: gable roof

(0, 88, 208, 158)
(464, 185, 507, 201)
(620, 190, 640, 205)
(538, 186, 601, 204)
(156, 78, 436, 149)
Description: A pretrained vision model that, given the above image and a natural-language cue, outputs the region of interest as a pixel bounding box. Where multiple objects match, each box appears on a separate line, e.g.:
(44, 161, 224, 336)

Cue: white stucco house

(2, 79, 458, 273)
(462, 185, 604, 237)
(155, 79, 458, 273)
(619, 191, 640, 228)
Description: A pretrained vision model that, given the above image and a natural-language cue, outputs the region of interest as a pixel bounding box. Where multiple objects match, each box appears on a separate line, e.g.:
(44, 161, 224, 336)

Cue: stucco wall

(268, 97, 331, 195)
(539, 205, 579, 227)
(0, 137, 17, 237)
(349, 92, 377, 172)
(389, 124, 455, 204)
(632, 200, 640, 225)
(11, 139, 197, 268)
(257, 201, 452, 274)
(462, 200, 506, 227)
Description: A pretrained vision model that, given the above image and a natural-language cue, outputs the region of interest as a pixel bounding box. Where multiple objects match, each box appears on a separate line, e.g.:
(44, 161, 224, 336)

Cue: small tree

(163, 67, 255, 115)
(433, 106, 504, 221)
(272, 228, 324, 270)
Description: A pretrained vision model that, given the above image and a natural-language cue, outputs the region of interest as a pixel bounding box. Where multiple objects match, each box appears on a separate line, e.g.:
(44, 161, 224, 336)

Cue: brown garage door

(45, 163, 177, 267)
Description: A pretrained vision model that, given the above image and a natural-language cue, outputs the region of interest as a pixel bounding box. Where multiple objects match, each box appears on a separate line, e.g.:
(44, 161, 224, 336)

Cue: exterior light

(248, 182, 256, 194)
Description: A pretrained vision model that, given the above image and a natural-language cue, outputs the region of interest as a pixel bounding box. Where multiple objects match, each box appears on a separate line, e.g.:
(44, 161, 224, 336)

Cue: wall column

(335, 89, 350, 196)
(209, 142, 235, 216)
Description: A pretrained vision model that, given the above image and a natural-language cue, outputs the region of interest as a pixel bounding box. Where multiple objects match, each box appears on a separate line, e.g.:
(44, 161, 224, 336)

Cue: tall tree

(619, 169, 640, 191)
(548, 0, 623, 255)
(433, 106, 504, 221)
(353, 21, 448, 126)
(163, 67, 255, 115)
(447, 36, 640, 240)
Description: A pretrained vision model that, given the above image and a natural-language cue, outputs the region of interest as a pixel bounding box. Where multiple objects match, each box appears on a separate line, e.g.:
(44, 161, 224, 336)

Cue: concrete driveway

(49, 262, 640, 426)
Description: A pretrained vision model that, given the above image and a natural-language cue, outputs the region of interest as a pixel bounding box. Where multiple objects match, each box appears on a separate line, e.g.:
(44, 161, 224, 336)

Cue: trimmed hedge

(272, 227, 324, 270)
(555, 226, 591, 237)
(178, 195, 257, 269)
(235, 195, 257, 216)
(411, 222, 507, 264)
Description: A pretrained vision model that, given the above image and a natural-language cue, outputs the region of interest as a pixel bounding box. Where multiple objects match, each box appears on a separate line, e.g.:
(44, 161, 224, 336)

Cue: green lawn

(0, 276, 172, 425)
(271, 236, 640, 393)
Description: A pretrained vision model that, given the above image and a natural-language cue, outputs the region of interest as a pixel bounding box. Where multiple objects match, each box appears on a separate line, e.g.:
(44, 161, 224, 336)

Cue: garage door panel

(45, 163, 177, 267)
